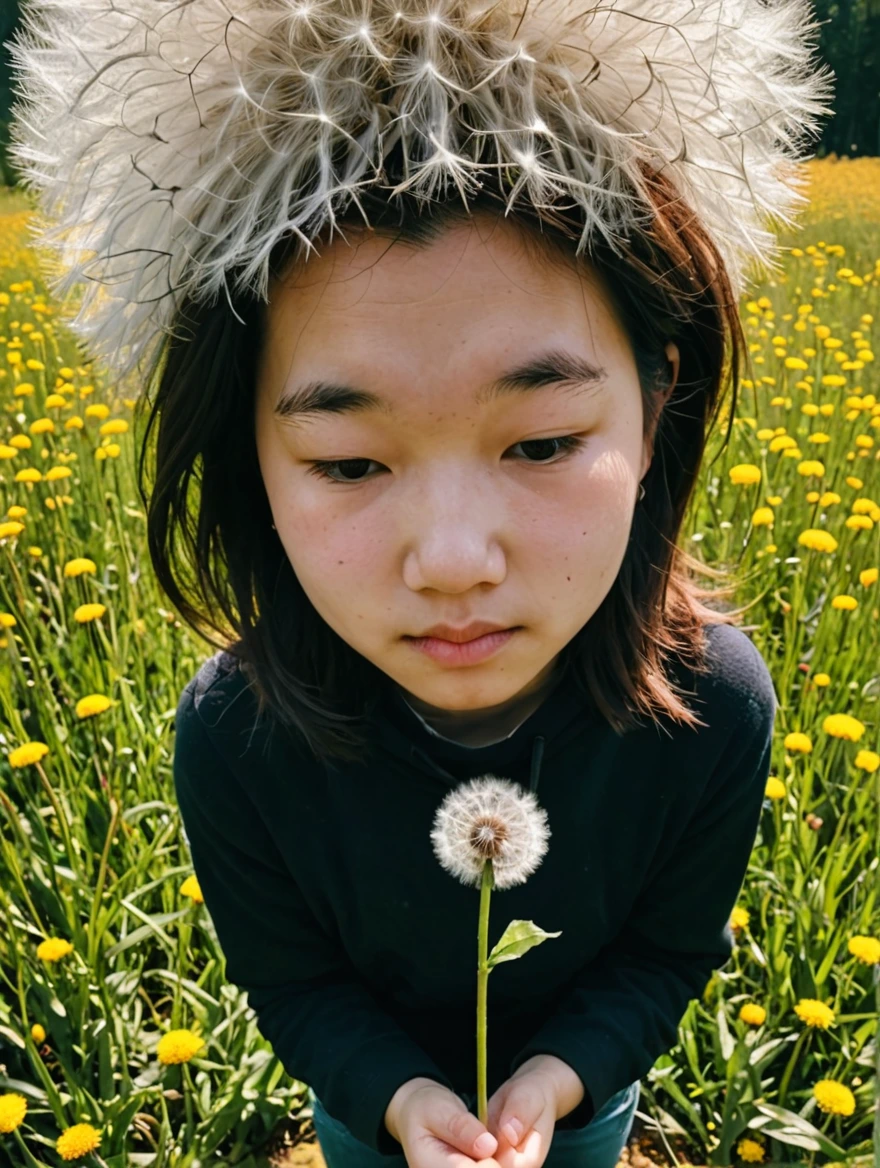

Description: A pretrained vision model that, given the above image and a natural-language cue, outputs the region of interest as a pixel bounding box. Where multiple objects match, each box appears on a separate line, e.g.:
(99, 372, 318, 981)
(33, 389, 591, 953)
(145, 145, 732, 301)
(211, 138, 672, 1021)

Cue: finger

(429, 1101, 499, 1160)
(412, 1130, 501, 1168)
(495, 1081, 547, 1148)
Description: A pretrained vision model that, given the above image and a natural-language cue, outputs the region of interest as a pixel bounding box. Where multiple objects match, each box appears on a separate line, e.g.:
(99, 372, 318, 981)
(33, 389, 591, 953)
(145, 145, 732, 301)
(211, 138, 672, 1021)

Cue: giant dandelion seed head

(431, 774, 551, 890)
(6, 0, 833, 388)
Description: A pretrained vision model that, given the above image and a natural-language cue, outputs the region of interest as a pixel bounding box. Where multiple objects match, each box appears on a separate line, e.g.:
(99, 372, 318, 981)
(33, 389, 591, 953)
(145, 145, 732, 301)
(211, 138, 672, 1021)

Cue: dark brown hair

(139, 159, 754, 763)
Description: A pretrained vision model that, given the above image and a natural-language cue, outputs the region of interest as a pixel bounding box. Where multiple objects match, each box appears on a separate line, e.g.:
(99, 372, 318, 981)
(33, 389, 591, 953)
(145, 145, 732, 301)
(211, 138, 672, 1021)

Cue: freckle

(566, 576, 570, 581)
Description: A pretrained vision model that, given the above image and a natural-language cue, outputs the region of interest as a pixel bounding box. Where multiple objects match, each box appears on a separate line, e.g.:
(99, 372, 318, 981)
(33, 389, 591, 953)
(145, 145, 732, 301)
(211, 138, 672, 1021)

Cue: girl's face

(255, 215, 678, 712)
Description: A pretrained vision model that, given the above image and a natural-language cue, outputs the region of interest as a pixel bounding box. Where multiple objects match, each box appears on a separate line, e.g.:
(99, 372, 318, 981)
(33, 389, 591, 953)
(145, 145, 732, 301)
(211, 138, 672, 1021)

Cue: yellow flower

(831, 594, 858, 610)
(75, 694, 113, 719)
(31, 1023, 46, 1043)
(0, 1092, 27, 1133)
(37, 937, 74, 963)
(846, 476, 864, 489)
(794, 998, 835, 1028)
(822, 374, 847, 387)
(784, 356, 808, 370)
(784, 732, 812, 754)
(797, 460, 825, 477)
(156, 1028, 206, 1065)
(73, 603, 106, 623)
(7, 505, 27, 518)
(845, 515, 873, 532)
(736, 1137, 766, 1163)
(29, 418, 55, 435)
(798, 529, 838, 553)
(730, 906, 750, 931)
(739, 1003, 767, 1026)
(13, 468, 41, 484)
(9, 742, 50, 767)
(813, 1080, 855, 1116)
(56, 1122, 102, 1160)
(813, 673, 831, 687)
(751, 507, 774, 527)
(63, 557, 97, 577)
(729, 464, 762, 485)
(823, 713, 866, 741)
(765, 776, 786, 800)
(855, 750, 879, 773)
(848, 935, 880, 964)
(99, 418, 129, 436)
(180, 875, 204, 904)
(45, 465, 72, 482)
(0, 612, 17, 628)
(860, 567, 878, 586)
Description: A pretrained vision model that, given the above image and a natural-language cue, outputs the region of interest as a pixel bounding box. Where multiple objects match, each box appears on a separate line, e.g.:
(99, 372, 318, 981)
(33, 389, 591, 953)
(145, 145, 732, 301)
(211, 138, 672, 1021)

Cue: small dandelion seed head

(431, 774, 550, 890)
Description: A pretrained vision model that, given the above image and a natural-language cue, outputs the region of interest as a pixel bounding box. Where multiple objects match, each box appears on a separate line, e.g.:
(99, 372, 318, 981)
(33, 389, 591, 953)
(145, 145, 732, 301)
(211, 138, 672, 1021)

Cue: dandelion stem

(477, 859, 494, 1126)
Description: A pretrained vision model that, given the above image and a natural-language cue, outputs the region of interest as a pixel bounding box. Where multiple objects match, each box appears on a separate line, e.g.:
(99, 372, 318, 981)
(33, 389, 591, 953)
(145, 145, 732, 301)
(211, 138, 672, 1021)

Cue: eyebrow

(272, 348, 609, 422)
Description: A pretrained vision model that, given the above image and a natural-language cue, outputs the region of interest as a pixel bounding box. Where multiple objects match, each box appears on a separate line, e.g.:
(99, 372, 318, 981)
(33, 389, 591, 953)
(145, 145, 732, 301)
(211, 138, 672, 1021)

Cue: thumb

(437, 1100, 499, 1160)
(497, 1080, 547, 1148)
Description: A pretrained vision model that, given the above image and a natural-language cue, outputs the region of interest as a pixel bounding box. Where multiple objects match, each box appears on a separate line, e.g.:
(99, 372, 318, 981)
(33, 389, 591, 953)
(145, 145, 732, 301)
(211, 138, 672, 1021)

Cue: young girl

(8, 1, 831, 1165)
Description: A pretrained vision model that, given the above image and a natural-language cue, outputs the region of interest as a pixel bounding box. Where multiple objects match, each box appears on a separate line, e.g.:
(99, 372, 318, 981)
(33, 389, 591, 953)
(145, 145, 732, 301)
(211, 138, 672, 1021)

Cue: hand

(385, 1077, 502, 1167)
(485, 1055, 586, 1168)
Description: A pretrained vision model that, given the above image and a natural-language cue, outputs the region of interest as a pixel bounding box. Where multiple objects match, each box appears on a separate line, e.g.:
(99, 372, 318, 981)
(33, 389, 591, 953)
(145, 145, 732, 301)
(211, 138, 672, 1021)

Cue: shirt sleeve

(508, 683, 777, 1128)
(172, 680, 456, 1154)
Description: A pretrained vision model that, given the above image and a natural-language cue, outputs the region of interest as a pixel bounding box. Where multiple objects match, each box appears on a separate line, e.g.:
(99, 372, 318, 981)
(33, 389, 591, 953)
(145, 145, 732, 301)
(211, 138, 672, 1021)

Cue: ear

(640, 341, 680, 481)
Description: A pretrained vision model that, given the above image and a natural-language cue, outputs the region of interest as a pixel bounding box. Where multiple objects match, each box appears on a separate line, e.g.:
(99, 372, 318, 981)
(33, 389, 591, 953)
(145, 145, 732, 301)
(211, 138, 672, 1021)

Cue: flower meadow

(0, 157, 879, 1168)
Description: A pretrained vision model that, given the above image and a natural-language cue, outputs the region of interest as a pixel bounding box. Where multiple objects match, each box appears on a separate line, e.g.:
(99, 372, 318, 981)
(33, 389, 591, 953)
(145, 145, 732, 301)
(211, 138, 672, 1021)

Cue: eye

(304, 434, 586, 483)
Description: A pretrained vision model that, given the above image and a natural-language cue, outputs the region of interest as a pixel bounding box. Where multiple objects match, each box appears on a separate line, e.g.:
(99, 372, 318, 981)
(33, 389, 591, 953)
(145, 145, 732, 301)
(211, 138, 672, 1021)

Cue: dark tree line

(0, 0, 879, 186)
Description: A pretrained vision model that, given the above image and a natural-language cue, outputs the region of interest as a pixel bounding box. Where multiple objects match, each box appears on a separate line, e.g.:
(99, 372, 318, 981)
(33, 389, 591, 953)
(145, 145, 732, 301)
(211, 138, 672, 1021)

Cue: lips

(409, 621, 516, 643)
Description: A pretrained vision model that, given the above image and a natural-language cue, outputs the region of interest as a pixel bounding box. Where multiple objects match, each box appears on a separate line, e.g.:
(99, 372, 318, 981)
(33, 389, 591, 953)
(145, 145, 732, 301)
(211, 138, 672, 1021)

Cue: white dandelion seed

(430, 774, 551, 890)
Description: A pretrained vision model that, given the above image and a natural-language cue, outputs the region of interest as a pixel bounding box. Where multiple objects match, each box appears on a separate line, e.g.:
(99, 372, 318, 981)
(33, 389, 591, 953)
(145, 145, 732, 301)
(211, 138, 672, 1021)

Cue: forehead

(268, 215, 617, 330)
(257, 215, 630, 403)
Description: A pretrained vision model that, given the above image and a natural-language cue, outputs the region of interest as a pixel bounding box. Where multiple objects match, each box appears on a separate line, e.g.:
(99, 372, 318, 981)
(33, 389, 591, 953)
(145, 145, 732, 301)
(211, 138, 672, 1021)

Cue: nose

(401, 469, 508, 593)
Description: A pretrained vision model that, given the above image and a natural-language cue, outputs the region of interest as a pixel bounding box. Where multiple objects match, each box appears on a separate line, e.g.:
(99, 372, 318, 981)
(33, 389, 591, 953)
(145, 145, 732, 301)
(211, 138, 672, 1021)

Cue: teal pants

(308, 1080, 640, 1167)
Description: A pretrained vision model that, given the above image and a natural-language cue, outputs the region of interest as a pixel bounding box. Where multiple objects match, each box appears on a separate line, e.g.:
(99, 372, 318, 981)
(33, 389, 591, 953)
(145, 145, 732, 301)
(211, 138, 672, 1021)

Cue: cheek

(275, 491, 390, 597)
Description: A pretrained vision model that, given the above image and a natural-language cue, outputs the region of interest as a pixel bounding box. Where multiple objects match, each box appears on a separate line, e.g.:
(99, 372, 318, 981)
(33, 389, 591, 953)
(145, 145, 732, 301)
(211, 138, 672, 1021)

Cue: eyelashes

(304, 433, 587, 484)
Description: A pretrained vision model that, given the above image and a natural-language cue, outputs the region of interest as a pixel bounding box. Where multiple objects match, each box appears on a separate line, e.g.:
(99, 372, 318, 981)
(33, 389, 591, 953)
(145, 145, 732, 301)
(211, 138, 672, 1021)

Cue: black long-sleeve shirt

(172, 621, 777, 1155)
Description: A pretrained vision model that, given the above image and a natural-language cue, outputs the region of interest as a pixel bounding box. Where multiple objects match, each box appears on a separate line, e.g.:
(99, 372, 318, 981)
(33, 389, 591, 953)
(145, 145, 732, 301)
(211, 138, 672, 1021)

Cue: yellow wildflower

(736, 1137, 766, 1163)
(784, 356, 808, 370)
(739, 1003, 767, 1026)
(765, 776, 786, 800)
(813, 1080, 855, 1117)
(180, 875, 204, 904)
(730, 906, 750, 932)
(848, 936, 880, 964)
(794, 999, 835, 1028)
(0, 613, 17, 628)
(9, 742, 50, 767)
(75, 694, 113, 719)
(855, 750, 879, 772)
(31, 1023, 46, 1043)
(0, 1092, 27, 1133)
(73, 603, 106, 623)
(751, 507, 774, 527)
(56, 1122, 102, 1161)
(860, 568, 878, 586)
(797, 460, 825, 477)
(99, 418, 129, 436)
(156, 1028, 206, 1065)
(63, 558, 97, 577)
(729, 464, 761, 485)
(798, 529, 838, 553)
(37, 937, 74, 963)
(831, 594, 858, 610)
(784, 732, 812, 753)
(813, 673, 831, 687)
(823, 714, 866, 741)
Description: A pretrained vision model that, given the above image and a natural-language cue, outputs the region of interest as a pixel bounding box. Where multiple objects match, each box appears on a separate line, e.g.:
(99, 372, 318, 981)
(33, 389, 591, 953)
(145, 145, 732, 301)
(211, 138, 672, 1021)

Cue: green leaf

(487, 920, 561, 968)
(749, 1102, 847, 1160)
